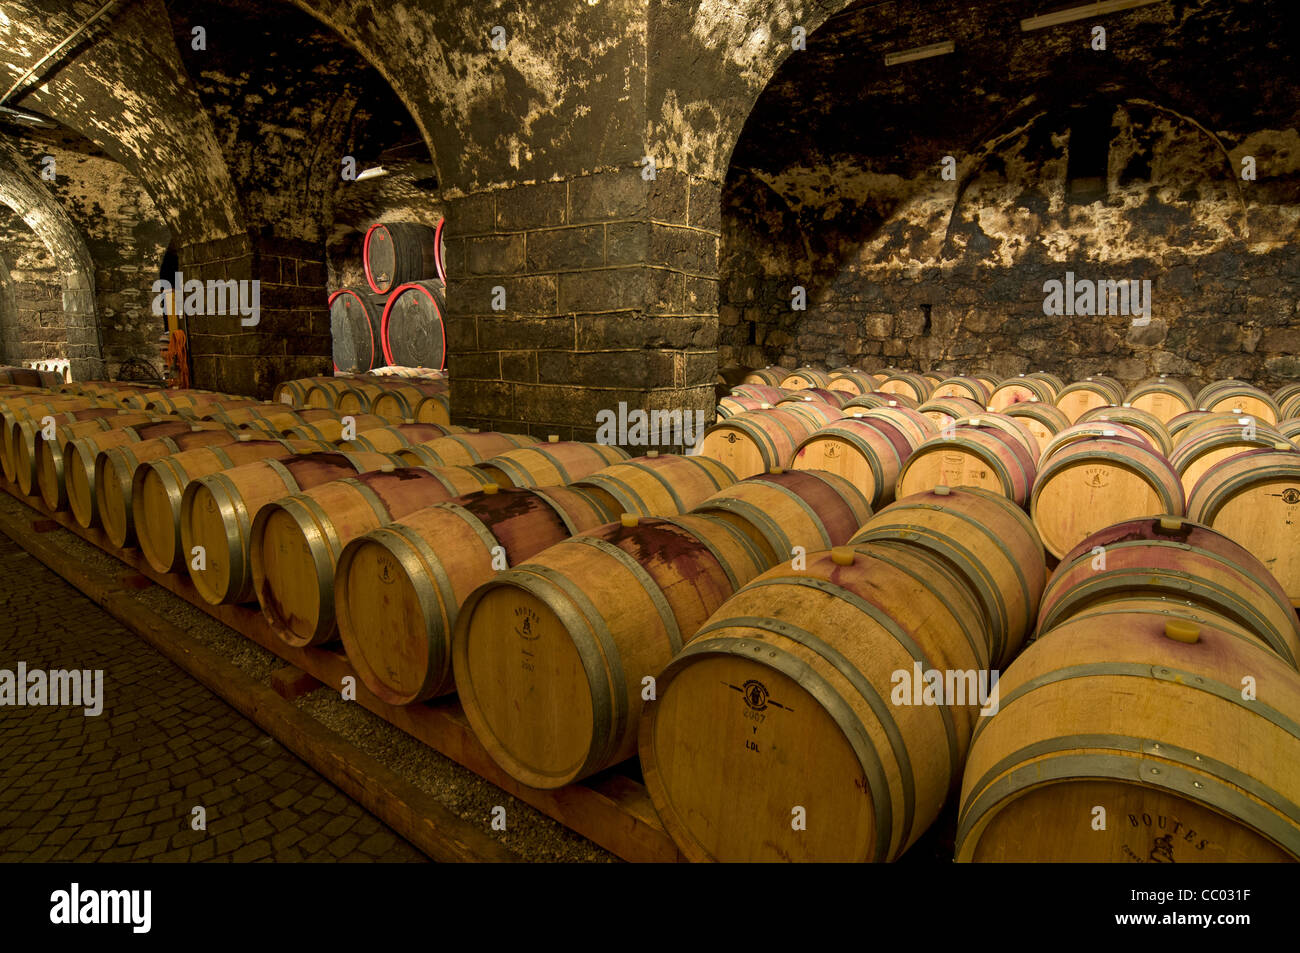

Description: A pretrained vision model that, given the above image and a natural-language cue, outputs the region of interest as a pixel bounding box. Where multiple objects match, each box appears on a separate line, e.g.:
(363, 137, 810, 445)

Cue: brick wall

(443, 168, 720, 445)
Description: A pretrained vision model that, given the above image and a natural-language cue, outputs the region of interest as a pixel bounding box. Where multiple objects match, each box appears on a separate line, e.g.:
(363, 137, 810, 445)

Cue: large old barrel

(382, 280, 447, 370)
(363, 220, 445, 294)
(335, 484, 617, 705)
(328, 288, 383, 373)
(453, 514, 770, 788)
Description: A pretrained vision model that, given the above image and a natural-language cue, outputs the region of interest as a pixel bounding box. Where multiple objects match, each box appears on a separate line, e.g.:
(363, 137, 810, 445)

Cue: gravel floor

(0, 490, 615, 862)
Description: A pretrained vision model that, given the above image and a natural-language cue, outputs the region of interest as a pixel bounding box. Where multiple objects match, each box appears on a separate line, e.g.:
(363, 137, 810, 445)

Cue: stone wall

(0, 208, 66, 366)
(444, 169, 718, 443)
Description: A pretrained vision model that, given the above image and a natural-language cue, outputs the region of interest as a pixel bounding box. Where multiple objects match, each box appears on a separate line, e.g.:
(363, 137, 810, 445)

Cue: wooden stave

(396, 432, 539, 469)
(572, 454, 738, 518)
(475, 441, 631, 489)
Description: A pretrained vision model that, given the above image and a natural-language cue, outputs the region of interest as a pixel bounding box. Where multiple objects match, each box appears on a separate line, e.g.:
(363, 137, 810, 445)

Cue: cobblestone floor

(0, 535, 426, 863)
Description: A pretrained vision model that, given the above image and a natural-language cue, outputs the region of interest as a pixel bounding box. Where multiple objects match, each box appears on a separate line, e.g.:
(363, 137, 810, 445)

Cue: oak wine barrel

(363, 220, 446, 294)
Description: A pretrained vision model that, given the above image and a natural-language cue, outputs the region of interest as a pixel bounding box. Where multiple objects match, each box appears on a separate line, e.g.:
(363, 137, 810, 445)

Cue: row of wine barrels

(132, 439, 330, 574)
(91, 426, 256, 544)
(455, 514, 771, 788)
(273, 376, 341, 408)
(328, 288, 384, 373)
(1187, 447, 1300, 607)
(29, 412, 161, 509)
(335, 377, 447, 415)
(1036, 517, 1300, 665)
(250, 464, 495, 645)
(336, 484, 619, 704)
(1030, 436, 1184, 559)
(180, 450, 403, 605)
(363, 221, 446, 295)
(1169, 420, 1294, 496)
(845, 392, 919, 411)
(340, 422, 461, 454)
(5, 407, 140, 489)
(957, 609, 1300, 861)
(283, 412, 393, 443)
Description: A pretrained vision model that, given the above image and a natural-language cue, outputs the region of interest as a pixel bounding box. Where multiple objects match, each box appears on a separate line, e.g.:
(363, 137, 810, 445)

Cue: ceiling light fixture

(355, 166, 389, 182)
(1021, 0, 1166, 32)
(884, 40, 955, 66)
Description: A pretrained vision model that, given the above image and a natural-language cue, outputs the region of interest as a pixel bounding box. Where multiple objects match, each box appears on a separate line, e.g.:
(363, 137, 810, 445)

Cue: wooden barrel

(453, 514, 770, 788)
(850, 485, 1047, 667)
(1031, 439, 1184, 559)
(475, 440, 630, 488)
(328, 288, 382, 373)
(695, 409, 818, 479)
(717, 395, 768, 418)
(1274, 382, 1300, 409)
(973, 373, 1001, 391)
(0, 366, 62, 387)
(1076, 404, 1173, 456)
(132, 439, 307, 573)
(951, 413, 1038, 461)
(273, 376, 334, 408)
(879, 372, 932, 403)
(918, 396, 984, 430)
(1197, 380, 1280, 424)
(9, 407, 135, 493)
(250, 464, 493, 645)
(145, 391, 251, 416)
(1167, 410, 1241, 447)
(303, 379, 356, 410)
(826, 371, 878, 396)
(282, 413, 392, 443)
(381, 280, 447, 371)
(1035, 516, 1300, 665)
(1002, 402, 1070, 457)
(1126, 377, 1195, 423)
(896, 424, 1036, 505)
(957, 613, 1300, 862)
(639, 541, 990, 862)
(363, 221, 444, 295)
(181, 450, 401, 605)
(1281, 393, 1300, 422)
(32, 412, 158, 511)
(335, 484, 617, 705)
(728, 384, 786, 402)
(790, 416, 914, 508)
(201, 403, 305, 432)
(741, 367, 786, 387)
(690, 469, 873, 565)
(367, 380, 450, 424)
(1169, 423, 1290, 496)
(1282, 419, 1300, 442)
(92, 426, 248, 545)
(397, 432, 538, 468)
(780, 367, 830, 390)
(1187, 448, 1300, 607)
(2, 398, 107, 476)
(988, 375, 1056, 411)
(1038, 420, 1153, 463)
(340, 423, 459, 454)
(572, 453, 736, 517)
(1054, 377, 1126, 422)
(931, 377, 991, 403)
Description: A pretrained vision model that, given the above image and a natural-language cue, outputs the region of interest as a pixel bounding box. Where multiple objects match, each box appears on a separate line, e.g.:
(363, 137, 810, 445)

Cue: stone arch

(0, 143, 102, 379)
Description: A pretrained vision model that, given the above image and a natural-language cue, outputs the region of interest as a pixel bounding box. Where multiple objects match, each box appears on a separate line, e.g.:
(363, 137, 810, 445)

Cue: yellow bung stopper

(620, 513, 639, 528)
(1158, 516, 1184, 532)
(237, 433, 252, 441)
(1164, 619, 1200, 644)
(484, 483, 500, 495)
(548, 434, 560, 443)
(1274, 442, 1292, 452)
(647, 450, 659, 458)
(769, 466, 785, 474)
(933, 485, 951, 496)
(831, 547, 855, 566)
(761, 402, 772, 409)
(380, 464, 395, 473)
(888, 400, 898, 407)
